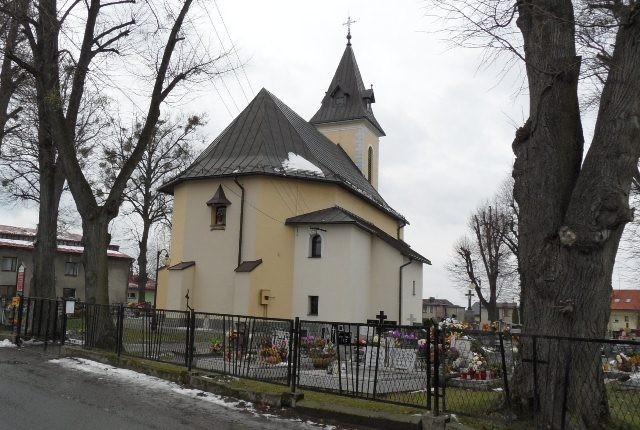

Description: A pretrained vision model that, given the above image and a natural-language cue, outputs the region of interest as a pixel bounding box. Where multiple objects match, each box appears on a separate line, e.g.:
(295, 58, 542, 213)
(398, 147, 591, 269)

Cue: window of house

(310, 234, 322, 258)
(412, 280, 416, 296)
(1, 256, 16, 272)
(367, 147, 373, 183)
(128, 292, 136, 299)
(64, 262, 79, 277)
(625, 299, 632, 303)
(625, 316, 629, 322)
(308, 295, 319, 316)
(62, 288, 76, 299)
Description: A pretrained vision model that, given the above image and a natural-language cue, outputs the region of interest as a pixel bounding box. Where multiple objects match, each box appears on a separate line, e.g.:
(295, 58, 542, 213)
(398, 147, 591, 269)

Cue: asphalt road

(0, 346, 340, 430)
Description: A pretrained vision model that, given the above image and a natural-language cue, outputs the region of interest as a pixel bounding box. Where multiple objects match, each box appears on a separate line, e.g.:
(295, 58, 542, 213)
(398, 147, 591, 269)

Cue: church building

(156, 32, 430, 323)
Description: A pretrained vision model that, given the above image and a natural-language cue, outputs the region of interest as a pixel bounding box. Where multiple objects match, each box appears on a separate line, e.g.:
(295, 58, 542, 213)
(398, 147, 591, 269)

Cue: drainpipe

(234, 178, 245, 267)
(397, 220, 406, 240)
(399, 258, 412, 323)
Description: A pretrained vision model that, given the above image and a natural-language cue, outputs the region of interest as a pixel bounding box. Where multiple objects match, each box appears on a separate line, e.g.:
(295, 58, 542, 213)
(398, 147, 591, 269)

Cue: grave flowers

(303, 336, 336, 369)
(209, 336, 224, 356)
(259, 344, 283, 365)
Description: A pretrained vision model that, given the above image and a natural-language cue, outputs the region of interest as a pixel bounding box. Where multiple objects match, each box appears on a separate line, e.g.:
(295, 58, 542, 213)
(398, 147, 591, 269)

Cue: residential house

(156, 32, 430, 322)
(127, 274, 156, 305)
(0, 225, 132, 302)
(472, 301, 520, 326)
(422, 297, 465, 322)
(608, 289, 640, 338)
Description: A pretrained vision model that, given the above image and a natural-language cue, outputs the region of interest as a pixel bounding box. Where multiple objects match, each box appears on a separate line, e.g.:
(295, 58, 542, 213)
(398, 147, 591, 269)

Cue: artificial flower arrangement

(209, 336, 224, 356)
(301, 336, 336, 368)
(259, 343, 283, 365)
(386, 329, 418, 347)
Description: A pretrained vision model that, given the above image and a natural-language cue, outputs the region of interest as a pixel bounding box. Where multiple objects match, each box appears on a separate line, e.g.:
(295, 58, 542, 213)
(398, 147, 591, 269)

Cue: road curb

(59, 346, 466, 430)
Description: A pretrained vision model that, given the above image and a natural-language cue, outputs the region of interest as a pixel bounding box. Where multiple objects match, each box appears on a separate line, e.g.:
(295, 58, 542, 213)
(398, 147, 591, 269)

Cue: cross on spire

(343, 16, 357, 46)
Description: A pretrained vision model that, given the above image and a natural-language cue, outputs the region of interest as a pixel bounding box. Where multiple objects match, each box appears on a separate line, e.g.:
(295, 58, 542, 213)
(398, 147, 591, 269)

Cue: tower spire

(343, 16, 356, 46)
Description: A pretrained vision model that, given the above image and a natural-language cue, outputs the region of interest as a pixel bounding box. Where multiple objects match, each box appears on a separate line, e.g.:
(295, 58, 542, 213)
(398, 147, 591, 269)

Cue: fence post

(60, 300, 68, 346)
(560, 344, 573, 430)
(289, 317, 299, 393)
(188, 310, 196, 371)
(499, 332, 512, 418)
(426, 324, 432, 411)
(14, 295, 24, 346)
(116, 303, 124, 357)
(532, 335, 539, 413)
(433, 327, 440, 417)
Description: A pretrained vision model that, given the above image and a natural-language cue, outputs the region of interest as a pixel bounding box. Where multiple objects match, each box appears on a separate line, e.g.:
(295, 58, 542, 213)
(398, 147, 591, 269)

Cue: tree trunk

(137, 221, 150, 304)
(512, 2, 640, 428)
(81, 211, 117, 349)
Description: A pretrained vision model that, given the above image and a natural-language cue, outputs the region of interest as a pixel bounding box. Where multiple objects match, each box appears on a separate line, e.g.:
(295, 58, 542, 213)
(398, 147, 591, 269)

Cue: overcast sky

(0, 0, 634, 305)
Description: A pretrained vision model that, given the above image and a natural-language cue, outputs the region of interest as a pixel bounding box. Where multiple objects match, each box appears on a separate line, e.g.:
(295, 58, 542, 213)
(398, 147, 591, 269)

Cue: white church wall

(291, 225, 371, 321)
(169, 178, 247, 313)
(369, 238, 403, 322)
(401, 260, 424, 325)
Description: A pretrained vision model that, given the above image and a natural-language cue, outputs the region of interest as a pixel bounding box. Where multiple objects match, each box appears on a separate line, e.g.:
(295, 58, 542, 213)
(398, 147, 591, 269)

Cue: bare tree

(102, 115, 202, 304)
(448, 198, 518, 321)
(429, 1, 640, 427)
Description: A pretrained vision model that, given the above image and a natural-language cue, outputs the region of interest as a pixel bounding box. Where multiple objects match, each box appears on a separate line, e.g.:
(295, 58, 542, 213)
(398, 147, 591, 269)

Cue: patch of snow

(282, 153, 324, 177)
(0, 339, 16, 348)
(21, 338, 44, 346)
(49, 357, 334, 428)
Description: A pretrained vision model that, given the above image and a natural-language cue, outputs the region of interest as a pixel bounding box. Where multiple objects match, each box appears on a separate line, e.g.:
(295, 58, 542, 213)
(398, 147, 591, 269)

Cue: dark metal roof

(168, 261, 195, 271)
(235, 259, 263, 273)
(285, 206, 430, 264)
(310, 43, 384, 136)
(423, 298, 460, 307)
(160, 88, 404, 222)
(206, 185, 231, 206)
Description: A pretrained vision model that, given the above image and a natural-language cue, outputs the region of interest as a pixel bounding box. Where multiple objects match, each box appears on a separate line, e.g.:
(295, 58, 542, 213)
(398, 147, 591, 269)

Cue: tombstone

(451, 337, 474, 362)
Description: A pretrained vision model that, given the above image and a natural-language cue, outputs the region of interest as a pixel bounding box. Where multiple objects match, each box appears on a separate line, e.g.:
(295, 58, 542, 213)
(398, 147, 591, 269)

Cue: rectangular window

(1, 256, 16, 271)
(412, 281, 416, 296)
(308, 295, 319, 316)
(128, 292, 136, 299)
(64, 262, 79, 277)
(624, 316, 629, 322)
(62, 288, 76, 299)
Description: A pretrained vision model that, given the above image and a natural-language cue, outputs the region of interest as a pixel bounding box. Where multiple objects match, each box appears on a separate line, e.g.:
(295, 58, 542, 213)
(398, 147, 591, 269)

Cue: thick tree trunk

(81, 211, 117, 349)
(137, 222, 150, 304)
(31, 159, 64, 299)
(512, 2, 640, 428)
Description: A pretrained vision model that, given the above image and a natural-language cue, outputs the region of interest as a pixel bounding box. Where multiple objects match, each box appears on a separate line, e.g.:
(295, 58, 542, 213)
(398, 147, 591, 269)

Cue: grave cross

(376, 310, 387, 325)
(465, 289, 474, 310)
(406, 313, 418, 325)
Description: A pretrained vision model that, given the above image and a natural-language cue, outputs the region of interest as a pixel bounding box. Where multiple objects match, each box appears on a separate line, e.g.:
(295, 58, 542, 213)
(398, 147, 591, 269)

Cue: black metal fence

(8, 297, 640, 429)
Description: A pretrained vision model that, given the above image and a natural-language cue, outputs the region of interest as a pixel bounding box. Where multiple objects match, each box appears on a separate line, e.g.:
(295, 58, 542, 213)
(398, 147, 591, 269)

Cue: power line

(212, 0, 255, 96)
(202, 4, 250, 105)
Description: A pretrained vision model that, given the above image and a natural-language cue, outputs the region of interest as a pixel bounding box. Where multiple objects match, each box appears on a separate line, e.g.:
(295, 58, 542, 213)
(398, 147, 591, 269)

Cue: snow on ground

(282, 153, 324, 177)
(49, 357, 334, 429)
(0, 339, 16, 348)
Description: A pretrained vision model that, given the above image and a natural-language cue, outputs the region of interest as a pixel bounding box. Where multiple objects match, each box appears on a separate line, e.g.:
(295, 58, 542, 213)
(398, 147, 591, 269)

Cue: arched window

(310, 234, 322, 258)
(367, 146, 373, 183)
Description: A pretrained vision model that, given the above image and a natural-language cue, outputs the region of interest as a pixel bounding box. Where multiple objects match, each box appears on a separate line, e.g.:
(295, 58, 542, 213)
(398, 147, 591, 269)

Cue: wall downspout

(396, 220, 406, 240)
(234, 178, 245, 267)
(399, 258, 412, 323)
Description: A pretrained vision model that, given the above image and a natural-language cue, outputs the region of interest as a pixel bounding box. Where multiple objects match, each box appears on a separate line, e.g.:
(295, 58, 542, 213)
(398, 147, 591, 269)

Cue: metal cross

(376, 310, 387, 325)
(343, 16, 357, 45)
(407, 313, 418, 325)
(465, 289, 474, 310)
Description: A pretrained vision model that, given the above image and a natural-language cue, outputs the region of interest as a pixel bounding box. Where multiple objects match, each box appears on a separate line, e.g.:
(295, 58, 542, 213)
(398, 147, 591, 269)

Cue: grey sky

(0, 1, 633, 306)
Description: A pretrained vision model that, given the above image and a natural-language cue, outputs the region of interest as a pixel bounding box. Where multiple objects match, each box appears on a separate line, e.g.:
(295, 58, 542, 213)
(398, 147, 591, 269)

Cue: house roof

(423, 297, 461, 307)
(159, 89, 404, 223)
(611, 290, 640, 311)
(471, 301, 519, 314)
(310, 41, 385, 136)
(0, 224, 132, 260)
(128, 274, 156, 291)
(285, 206, 429, 264)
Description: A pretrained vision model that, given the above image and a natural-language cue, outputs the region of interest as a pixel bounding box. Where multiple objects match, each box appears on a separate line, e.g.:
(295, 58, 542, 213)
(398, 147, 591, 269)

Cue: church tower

(310, 29, 384, 189)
